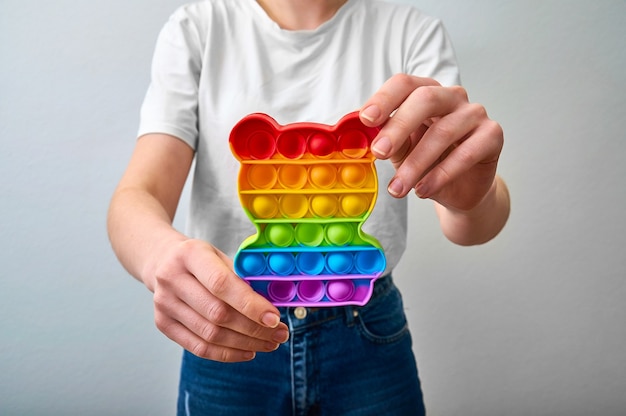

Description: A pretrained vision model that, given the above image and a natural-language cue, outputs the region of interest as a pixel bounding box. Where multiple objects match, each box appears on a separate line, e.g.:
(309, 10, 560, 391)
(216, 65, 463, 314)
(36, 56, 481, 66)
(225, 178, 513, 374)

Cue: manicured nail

(261, 313, 280, 328)
(388, 177, 405, 197)
(361, 105, 381, 123)
(372, 136, 392, 158)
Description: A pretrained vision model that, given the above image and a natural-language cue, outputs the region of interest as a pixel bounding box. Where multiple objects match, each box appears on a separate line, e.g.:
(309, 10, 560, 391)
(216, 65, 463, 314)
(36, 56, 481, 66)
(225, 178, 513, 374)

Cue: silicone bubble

(352, 283, 371, 303)
(339, 164, 367, 188)
(267, 281, 297, 302)
(276, 131, 306, 159)
(326, 280, 355, 302)
(268, 252, 296, 276)
(324, 223, 354, 246)
(340, 194, 368, 217)
(295, 251, 325, 275)
(250, 195, 278, 219)
(238, 252, 266, 276)
(326, 251, 354, 274)
(279, 194, 309, 218)
(295, 223, 325, 246)
(339, 130, 368, 159)
(247, 164, 277, 189)
(278, 164, 308, 189)
(265, 223, 294, 247)
(308, 133, 335, 158)
(310, 194, 338, 218)
(354, 250, 385, 274)
(309, 164, 337, 189)
(248, 131, 276, 160)
(230, 112, 387, 307)
(298, 280, 325, 302)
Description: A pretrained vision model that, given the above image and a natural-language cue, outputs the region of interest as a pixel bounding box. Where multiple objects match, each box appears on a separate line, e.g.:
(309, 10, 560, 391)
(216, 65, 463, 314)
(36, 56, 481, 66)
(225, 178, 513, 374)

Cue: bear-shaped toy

(229, 112, 386, 306)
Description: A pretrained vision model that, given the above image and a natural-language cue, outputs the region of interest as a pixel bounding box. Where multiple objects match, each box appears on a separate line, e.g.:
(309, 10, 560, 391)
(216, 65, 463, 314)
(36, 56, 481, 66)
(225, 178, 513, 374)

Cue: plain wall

(1, 1, 625, 415)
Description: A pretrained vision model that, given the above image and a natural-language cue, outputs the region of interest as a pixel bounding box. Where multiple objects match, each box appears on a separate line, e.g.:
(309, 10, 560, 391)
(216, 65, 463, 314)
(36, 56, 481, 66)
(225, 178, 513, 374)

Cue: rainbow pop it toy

(229, 111, 386, 307)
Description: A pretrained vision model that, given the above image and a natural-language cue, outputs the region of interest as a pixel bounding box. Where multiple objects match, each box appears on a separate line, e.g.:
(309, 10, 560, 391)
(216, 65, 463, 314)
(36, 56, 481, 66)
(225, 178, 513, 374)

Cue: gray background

(1, 1, 625, 415)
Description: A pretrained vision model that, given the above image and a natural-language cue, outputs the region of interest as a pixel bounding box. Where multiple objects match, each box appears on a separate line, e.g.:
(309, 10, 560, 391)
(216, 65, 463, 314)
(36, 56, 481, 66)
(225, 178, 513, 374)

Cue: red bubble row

(231, 129, 372, 160)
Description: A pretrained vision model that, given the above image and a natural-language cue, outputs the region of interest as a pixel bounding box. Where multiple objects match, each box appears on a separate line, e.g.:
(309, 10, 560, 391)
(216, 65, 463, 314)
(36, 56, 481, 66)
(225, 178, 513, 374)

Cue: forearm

(107, 187, 187, 292)
(434, 175, 510, 246)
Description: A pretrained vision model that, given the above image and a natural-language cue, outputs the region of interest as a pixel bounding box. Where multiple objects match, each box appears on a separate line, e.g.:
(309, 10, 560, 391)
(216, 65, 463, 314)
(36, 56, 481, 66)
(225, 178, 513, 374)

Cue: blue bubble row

(235, 248, 385, 277)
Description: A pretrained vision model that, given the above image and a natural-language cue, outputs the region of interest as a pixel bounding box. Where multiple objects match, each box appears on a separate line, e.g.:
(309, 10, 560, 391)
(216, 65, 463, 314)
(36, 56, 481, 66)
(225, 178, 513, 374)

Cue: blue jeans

(177, 275, 425, 415)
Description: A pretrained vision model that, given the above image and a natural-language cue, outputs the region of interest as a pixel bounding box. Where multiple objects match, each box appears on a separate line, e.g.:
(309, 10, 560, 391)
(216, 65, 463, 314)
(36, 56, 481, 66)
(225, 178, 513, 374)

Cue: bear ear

(333, 112, 381, 159)
(229, 113, 279, 160)
(334, 111, 380, 146)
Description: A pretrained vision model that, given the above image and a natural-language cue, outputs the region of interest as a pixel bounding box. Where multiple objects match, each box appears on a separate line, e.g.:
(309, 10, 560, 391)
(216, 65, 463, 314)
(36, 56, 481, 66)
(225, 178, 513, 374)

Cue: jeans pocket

(356, 282, 410, 344)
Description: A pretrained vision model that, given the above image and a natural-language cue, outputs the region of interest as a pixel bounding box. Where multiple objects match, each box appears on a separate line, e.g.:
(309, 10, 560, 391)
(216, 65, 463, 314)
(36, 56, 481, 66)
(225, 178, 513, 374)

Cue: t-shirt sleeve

(405, 16, 461, 87)
(137, 8, 203, 149)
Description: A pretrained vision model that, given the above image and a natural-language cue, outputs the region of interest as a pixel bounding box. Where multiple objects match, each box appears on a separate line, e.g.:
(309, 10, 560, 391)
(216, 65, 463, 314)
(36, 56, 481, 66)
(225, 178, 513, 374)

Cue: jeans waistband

(280, 274, 393, 331)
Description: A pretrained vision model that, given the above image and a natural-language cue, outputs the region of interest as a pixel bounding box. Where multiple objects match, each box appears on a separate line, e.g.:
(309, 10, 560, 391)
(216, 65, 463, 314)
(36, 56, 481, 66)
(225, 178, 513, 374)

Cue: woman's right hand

(107, 133, 288, 363)
(151, 238, 290, 362)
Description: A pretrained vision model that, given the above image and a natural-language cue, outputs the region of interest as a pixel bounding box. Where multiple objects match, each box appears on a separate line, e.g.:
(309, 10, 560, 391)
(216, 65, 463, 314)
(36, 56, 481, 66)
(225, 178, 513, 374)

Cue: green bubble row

(261, 222, 359, 247)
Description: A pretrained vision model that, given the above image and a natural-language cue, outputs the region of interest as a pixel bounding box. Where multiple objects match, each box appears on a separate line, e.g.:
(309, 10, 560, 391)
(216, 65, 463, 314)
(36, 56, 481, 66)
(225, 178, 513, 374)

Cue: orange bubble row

(243, 162, 373, 191)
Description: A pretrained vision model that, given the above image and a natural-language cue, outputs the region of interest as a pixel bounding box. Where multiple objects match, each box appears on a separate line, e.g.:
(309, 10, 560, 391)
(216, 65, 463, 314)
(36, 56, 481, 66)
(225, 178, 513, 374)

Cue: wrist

(140, 229, 189, 292)
(435, 176, 510, 245)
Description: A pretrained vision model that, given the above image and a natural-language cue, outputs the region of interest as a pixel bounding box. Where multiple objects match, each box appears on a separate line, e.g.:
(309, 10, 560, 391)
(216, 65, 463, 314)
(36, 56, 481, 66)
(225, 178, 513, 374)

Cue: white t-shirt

(138, 0, 460, 273)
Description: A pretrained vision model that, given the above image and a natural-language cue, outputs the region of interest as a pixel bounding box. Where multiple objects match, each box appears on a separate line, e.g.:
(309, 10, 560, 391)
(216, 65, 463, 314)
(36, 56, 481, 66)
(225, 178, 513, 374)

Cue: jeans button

(294, 307, 307, 319)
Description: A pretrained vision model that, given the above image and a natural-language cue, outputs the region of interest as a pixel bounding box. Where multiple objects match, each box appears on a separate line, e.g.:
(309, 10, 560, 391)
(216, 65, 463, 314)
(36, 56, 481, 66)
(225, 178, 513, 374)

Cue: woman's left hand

(359, 74, 504, 212)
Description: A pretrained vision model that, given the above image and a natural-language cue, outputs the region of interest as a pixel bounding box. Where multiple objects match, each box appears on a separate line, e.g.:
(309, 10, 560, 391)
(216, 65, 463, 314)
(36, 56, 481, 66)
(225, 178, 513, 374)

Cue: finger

(387, 123, 429, 170)
(359, 74, 441, 127)
(387, 103, 484, 198)
(168, 273, 290, 344)
(182, 242, 283, 329)
(370, 85, 467, 161)
(154, 290, 284, 355)
(155, 312, 259, 362)
(415, 119, 503, 203)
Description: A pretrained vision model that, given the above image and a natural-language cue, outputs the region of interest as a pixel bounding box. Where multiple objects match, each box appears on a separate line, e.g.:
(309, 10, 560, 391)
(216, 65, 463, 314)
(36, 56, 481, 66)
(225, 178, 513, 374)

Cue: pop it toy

(229, 112, 386, 306)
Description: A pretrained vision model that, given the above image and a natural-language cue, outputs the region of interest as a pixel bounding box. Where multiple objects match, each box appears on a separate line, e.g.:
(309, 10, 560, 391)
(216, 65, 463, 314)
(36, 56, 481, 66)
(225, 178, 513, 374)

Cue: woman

(107, 1, 510, 414)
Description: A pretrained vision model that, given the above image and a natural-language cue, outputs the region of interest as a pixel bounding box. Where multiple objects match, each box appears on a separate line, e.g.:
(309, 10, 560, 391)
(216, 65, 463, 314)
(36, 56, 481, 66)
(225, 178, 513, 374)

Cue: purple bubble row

(265, 279, 361, 303)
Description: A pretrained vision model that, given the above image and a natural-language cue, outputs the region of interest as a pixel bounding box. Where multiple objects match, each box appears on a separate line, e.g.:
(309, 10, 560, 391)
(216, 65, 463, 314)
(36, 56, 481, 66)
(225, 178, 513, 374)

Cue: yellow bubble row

(246, 193, 373, 219)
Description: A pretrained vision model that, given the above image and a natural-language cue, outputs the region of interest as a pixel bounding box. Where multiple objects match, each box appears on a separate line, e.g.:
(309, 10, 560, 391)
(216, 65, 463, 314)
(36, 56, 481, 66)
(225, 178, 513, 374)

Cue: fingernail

(415, 182, 429, 198)
(361, 105, 381, 123)
(244, 351, 256, 360)
(265, 342, 280, 351)
(372, 136, 392, 158)
(388, 177, 405, 197)
(261, 313, 280, 328)
(272, 329, 290, 343)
